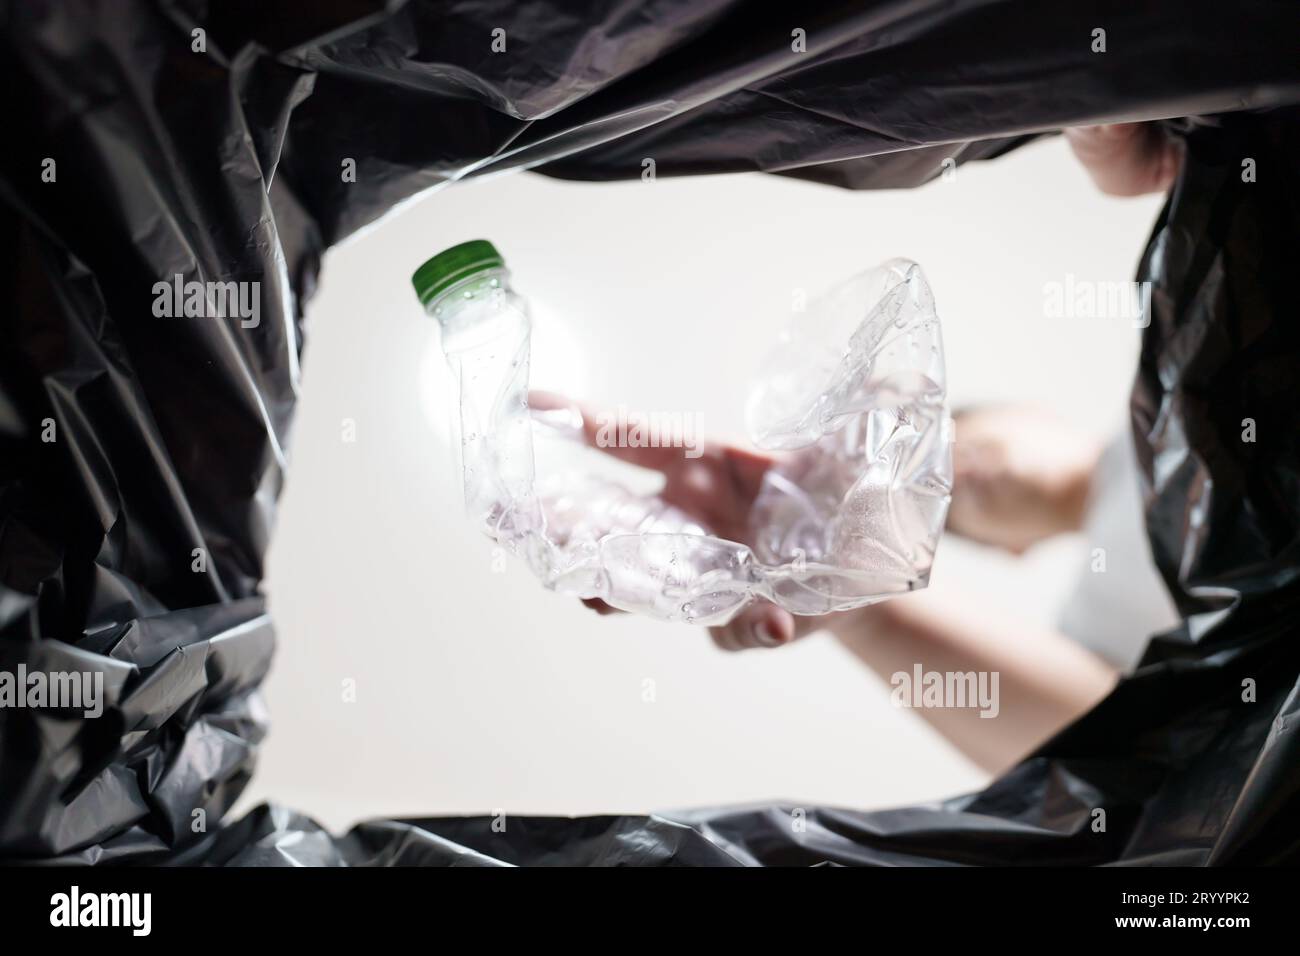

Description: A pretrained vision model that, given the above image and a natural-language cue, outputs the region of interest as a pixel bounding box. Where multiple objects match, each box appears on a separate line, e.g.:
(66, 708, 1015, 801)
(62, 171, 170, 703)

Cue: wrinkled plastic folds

(438, 259, 949, 624)
(2, 0, 1299, 865)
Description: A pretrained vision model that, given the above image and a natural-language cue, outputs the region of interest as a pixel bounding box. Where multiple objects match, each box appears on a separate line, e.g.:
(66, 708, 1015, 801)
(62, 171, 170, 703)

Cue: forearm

(825, 592, 1118, 774)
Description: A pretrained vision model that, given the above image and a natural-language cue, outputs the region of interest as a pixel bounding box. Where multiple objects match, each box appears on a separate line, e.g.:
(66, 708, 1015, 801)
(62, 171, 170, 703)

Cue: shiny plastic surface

(432, 259, 949, 624)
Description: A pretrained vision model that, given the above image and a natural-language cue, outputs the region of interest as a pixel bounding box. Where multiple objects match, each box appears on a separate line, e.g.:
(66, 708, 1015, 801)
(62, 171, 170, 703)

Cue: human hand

(948, 405, 1099, 554)
(529, 391, 826, 651)
(1064, 122, 1183, 197)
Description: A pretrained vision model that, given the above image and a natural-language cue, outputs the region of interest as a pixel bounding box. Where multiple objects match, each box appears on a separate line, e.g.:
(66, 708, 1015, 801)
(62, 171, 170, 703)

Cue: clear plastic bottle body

(426, 258, 951, 626)
(427, 270, 542, 548)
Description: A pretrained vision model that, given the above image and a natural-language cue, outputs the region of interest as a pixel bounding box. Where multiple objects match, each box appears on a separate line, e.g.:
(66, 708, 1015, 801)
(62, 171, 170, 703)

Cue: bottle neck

(426, 268, 512, 322)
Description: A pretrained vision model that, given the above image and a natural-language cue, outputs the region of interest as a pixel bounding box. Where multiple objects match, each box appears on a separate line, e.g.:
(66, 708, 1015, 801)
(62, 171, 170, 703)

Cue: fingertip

(580, 597, 619, 616)
(750, 621, 780, 647)
(709, 626, 740, 652)
(761, 607, 796, 646)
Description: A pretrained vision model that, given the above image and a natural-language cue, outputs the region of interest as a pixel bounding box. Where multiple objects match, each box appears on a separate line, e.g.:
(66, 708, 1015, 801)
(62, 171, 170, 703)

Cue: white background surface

(236, 136, 1164, 832)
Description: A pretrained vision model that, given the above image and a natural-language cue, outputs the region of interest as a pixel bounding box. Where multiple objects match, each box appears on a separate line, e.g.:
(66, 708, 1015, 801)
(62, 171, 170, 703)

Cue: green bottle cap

(411, 239, 505, 308)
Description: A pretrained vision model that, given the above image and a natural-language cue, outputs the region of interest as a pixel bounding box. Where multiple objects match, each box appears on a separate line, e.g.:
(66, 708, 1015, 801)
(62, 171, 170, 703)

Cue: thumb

(708, 602, 796, 652)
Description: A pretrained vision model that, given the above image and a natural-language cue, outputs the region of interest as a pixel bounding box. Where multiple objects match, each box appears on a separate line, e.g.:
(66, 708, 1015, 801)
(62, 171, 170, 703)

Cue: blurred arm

(823, 591, 1119, 774)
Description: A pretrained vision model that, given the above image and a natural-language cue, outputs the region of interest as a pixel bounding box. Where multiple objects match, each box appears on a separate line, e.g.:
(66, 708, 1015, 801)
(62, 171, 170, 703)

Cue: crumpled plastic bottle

(414, 242, 951, 626)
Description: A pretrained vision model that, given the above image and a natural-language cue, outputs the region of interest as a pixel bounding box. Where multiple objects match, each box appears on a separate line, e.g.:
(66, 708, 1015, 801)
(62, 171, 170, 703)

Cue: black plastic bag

(2, 0, 1298, 865)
